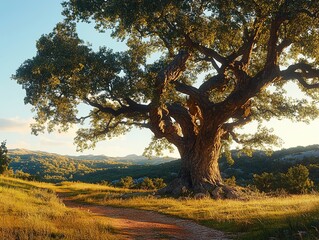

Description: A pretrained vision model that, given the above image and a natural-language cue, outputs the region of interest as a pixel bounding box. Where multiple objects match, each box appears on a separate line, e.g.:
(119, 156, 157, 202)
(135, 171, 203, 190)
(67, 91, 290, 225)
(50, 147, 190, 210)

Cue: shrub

(253, 172, 277, 192)
(137, 177, 156, 190)
(253, 165, 314, 194)
(283, 165, 314, 194)
(116, 176, 135, 188)
(153, 178, 167, 189)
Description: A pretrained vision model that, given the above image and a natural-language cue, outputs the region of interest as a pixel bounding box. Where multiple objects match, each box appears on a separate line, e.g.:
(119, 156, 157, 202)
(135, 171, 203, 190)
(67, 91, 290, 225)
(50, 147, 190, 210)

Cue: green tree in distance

(284, 164, 314, 194)
(0, 141, 11, 174)
(14, 0, 319, 197)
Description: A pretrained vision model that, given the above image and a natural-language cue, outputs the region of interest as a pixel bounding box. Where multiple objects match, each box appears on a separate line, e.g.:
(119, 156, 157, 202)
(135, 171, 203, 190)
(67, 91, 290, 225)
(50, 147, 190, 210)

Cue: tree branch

(167, 103, 195, 139)
(173, 81, 209, 106)
(199, 74, 226, 94)
(281, 63, 319, 89)
(184, 34, 227, 65)
(84, 97, 149, 117)
(149, 50, 190, 146)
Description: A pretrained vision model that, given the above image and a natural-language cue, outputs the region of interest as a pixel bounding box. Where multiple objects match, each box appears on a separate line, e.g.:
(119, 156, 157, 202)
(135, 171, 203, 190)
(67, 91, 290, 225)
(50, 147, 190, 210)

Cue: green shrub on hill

(253, 165, 314, 194)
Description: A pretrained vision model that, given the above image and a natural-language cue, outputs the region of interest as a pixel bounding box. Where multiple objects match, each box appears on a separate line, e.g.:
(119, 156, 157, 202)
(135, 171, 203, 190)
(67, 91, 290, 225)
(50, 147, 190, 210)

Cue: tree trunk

(159, 128, 240, 199)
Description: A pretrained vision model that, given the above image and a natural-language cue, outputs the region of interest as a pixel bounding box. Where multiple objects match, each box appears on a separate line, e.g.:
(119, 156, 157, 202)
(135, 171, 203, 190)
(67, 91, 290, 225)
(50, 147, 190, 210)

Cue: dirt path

(61, 197, 232, 240)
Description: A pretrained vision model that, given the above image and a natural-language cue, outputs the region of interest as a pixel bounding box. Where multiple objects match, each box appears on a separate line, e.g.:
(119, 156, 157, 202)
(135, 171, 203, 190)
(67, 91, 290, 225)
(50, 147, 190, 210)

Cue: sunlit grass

(58, 181, 319, 239)
(0, 176, 116, 240)
(4, 177, 319, 239)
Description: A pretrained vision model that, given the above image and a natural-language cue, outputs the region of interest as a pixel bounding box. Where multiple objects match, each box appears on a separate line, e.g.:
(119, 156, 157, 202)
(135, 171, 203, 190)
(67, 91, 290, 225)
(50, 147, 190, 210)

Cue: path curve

(61, 197, 232, 240)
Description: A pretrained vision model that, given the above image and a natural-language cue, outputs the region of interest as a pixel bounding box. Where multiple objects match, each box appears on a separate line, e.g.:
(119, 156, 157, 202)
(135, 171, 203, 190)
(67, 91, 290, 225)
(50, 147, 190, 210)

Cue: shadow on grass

(200, 209, 319, 240)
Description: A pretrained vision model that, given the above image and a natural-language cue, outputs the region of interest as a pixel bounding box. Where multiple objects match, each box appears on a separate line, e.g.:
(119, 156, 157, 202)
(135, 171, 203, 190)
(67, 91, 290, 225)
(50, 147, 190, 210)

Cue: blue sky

(0, 0, 153, 156)
(1, 1, 319, 157)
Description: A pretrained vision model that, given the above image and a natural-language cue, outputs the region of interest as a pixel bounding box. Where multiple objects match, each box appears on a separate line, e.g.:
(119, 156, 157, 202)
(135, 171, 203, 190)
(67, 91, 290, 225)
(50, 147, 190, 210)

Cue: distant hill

(220, 144, 319, 185)
(67, 153, 175, 165)
(8, 149, 177, 183)
(7, 145, 319, 185)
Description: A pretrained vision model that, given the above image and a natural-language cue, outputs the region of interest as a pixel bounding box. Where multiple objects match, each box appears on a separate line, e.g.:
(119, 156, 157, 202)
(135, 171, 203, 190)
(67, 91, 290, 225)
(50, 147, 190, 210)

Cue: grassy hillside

(0, 176, 116, 240)
(8, 145, 319, 187)
(56, 181, 319, 240)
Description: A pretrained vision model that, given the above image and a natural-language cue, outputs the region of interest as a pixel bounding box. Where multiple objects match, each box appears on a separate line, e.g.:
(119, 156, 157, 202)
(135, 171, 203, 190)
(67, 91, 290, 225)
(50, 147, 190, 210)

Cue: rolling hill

(7, 145, 319, 185)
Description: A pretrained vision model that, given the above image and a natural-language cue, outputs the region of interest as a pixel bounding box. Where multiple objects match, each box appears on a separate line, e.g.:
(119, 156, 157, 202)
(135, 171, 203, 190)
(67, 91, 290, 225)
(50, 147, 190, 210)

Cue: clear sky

(1, 1, 319, 157)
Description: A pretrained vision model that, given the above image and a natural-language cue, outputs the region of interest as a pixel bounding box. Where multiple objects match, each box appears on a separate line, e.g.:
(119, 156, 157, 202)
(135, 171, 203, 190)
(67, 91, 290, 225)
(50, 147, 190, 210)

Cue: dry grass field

(58, 181, 319, 239)
(2, 177, 319, 239)
(0, 177, 116, 240)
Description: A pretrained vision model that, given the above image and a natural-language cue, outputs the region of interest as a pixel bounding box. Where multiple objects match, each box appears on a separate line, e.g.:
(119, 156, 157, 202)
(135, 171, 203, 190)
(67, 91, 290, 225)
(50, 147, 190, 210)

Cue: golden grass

(0, 176, 116, 240)
(3, 178, 319, 239)
(57, 181, 319, 239)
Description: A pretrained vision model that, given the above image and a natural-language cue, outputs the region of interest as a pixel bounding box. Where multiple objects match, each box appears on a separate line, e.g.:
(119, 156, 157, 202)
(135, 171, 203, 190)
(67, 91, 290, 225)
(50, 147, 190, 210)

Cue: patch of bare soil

(61, 197, 232, 240)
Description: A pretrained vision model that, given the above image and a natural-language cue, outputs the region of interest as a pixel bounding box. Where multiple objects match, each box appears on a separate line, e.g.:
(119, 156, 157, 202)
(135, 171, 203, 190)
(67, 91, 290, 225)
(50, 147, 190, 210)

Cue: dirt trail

(61, 197, 232, 240)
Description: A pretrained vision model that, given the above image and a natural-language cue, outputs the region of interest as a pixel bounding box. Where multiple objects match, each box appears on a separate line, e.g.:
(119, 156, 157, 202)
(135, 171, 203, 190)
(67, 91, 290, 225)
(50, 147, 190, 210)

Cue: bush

(153, 178, 167, 189)
(283, 165, 314, 194)
(253, 165, 314, 194)
(137, 177, 156, 190)
(116, 176, 135, 188)
(253, 172, 277, 192)
(114, 176, 167, 190)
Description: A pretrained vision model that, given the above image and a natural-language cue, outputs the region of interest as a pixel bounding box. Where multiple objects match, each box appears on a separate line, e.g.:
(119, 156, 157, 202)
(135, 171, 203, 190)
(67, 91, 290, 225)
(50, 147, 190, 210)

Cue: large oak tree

(14, 0, 319, 197)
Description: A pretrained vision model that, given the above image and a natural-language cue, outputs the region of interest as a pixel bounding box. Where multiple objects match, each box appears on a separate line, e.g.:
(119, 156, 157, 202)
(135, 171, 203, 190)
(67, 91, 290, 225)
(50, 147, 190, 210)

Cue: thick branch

(149, 51, 190, 146)
(223, 116, 252, 132)
(173, 81, 209, 107)
(199, 74, 225, 93)
(152, 50, 190, 103)
(184, 34, 226, 65)
(167, 103, 195, 139)
(281, 63, 319, 89)
(84, 97, 149, 117)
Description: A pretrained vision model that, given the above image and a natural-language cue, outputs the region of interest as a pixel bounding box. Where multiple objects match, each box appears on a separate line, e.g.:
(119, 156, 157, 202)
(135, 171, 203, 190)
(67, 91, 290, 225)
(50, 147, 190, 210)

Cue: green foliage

(137, 177, 155, 190)
(283, 165, 314, 194)
(13, 0, 319, 163)
(116, 176, 134, 188)
(8, 149, 177, 183)
(143, 137, 175, 159)
(253, 165, 314, 194)
(7, 145, 319, 191)
(114, 176, 167, 190)
(135, 177, 167, 190)
(13, 170, 37, 181)
(224, 176, 237, 187)
(253, 172, 278, 193)
(0, 141, 11, 174)
(152, 178, 167, 189)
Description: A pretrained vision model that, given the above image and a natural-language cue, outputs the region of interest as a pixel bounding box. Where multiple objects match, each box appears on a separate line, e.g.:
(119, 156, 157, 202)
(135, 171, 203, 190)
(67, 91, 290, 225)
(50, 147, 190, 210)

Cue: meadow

(56, 181, 319, 240)
(2, 175, 319, 239)
(0, 176, 116, 240)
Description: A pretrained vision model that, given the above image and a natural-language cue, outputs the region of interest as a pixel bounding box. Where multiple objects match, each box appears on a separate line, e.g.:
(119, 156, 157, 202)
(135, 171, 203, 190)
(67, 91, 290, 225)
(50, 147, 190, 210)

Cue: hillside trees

(0, 141, 11, 174)
(253, 165, 314, 194)
(13, 0, 319, 197)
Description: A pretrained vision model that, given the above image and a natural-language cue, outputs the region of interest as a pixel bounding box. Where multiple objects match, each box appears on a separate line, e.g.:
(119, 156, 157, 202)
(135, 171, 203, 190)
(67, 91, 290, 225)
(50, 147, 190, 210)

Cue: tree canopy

(13, 0, 319, 196)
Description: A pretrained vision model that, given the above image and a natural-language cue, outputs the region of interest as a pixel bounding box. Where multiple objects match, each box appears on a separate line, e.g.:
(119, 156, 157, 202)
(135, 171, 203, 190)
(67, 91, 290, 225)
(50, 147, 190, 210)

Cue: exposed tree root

(158, 178, 244, 200)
